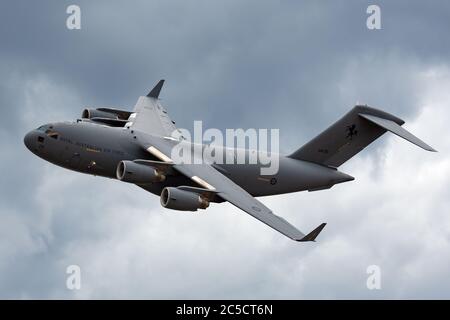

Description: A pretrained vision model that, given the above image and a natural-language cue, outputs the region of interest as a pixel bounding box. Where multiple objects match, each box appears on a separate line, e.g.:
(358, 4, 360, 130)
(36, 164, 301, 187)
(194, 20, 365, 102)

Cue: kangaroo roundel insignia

(346, 124, 358, 140)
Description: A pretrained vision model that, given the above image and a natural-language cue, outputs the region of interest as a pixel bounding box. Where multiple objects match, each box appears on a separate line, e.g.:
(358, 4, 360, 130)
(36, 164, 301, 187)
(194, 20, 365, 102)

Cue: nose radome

(24, 130, 35, 151)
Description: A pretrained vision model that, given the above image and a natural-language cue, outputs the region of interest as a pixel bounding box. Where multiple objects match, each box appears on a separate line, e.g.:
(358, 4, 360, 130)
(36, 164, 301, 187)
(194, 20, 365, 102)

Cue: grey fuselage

(24, 121, 354, 198)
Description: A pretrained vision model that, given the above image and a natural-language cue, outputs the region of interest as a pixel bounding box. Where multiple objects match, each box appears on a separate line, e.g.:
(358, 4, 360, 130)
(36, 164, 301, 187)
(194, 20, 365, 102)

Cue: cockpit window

(45, 129, 59, 139)
(36, 125, 59, 139)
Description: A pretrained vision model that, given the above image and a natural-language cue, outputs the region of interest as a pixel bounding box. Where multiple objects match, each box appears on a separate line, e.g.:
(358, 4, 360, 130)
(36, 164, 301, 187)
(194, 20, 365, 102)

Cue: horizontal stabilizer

(359, 113, 436, 152)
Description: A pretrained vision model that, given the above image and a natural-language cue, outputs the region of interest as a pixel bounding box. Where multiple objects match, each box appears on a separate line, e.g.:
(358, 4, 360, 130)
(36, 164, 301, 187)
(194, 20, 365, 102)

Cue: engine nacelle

(160, 187, 209, 211)
(116, 161, 165, 183)
(82, 108, 118, 120)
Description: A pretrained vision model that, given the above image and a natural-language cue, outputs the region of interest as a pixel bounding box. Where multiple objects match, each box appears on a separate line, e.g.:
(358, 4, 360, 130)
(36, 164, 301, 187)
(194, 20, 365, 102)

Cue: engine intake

(160, 187, 209, 211)
(116, 160, 165, 183)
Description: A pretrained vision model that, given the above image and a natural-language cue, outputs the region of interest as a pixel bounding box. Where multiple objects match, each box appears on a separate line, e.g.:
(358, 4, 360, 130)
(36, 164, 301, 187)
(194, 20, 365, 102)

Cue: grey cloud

(1, 0, 450, 299)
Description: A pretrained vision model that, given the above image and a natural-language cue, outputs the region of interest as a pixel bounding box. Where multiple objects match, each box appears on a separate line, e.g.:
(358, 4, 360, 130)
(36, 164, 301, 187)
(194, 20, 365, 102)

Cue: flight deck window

(45, 129, 59, 140)
(37, 125, 55, 132)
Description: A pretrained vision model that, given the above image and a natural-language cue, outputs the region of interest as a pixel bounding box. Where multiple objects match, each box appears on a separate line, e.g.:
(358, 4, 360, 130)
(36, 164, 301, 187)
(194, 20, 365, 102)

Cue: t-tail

(289, 105, 436, 168)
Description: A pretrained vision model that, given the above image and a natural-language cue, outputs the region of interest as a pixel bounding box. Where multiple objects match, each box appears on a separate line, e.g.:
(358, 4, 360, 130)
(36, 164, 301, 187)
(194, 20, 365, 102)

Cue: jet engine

(116, 160, 166, 183)
(82, 108, 118, 120)
(160, 187, 209, 211)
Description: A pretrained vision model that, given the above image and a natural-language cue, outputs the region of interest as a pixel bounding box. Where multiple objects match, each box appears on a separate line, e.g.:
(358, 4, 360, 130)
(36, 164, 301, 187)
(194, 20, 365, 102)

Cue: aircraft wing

(138, 134, 326, 242)
(129, 80, 180, 137)
(173, 163, 326, 242)
(130, 84, 326, 242)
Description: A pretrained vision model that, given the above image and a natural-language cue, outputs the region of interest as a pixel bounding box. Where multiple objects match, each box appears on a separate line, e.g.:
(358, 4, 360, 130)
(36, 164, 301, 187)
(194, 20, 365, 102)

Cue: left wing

(129, 84, 326, 242)
(173, 163, 326, 242)
(138, 134, 326, 242)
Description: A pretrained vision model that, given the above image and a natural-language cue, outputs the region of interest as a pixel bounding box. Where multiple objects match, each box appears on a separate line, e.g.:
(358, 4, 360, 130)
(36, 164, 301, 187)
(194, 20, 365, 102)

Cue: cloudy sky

(1, 0, 450, 299)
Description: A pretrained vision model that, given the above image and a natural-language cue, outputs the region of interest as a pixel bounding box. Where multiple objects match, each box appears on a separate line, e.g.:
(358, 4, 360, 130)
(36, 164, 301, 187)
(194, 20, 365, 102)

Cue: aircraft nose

(24, 130, 36, 152)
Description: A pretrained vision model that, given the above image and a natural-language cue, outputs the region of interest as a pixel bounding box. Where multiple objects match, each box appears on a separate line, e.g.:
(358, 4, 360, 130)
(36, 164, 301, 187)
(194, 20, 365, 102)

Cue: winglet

(147, 80, 165, 99)
(298, 223, 327, 242)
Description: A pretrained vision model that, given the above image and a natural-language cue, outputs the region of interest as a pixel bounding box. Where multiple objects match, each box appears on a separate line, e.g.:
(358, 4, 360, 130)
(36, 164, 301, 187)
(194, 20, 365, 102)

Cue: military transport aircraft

(24, 80, 436, 242)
